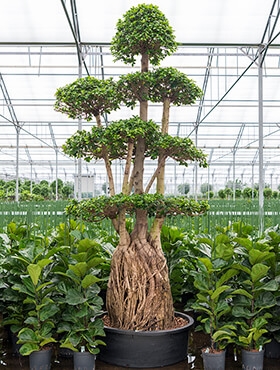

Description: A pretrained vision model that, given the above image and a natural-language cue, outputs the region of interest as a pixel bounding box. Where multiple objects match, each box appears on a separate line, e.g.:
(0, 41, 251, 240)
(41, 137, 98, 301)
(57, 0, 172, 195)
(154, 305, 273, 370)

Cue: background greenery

(0, 198, 280, 232)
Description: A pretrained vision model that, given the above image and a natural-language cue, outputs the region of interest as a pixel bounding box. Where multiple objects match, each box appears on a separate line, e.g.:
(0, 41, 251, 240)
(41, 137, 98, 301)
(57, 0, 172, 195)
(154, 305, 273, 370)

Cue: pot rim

(102, 311, 194, 336)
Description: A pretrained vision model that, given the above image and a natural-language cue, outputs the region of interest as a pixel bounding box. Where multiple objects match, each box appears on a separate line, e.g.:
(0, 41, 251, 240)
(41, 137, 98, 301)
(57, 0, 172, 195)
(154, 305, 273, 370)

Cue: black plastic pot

(201, 349, 226, 370)
(8, 329, 21, 356)
(98, 311, 194, 368)
(73, 352, 95, 370)
(265, 338, 280, 359)
(29, 348, 52, 370)
(241, 349, 264, 370)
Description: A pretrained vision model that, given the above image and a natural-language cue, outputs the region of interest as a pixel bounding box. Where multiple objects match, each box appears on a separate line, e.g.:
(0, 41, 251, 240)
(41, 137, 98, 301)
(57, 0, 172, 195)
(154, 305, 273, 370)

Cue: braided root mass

(106, 238, 175, 331)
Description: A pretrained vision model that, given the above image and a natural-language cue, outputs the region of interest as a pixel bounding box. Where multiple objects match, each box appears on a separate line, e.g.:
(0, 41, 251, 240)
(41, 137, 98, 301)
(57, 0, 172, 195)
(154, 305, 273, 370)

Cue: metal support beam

(232, 123, 245, 199)
(25, 146, 33, 193)
(193, 47, 215, 200)
(258, 46, 265, 234)
(48, 123, 59, 200)
(0, 73, 22, 201)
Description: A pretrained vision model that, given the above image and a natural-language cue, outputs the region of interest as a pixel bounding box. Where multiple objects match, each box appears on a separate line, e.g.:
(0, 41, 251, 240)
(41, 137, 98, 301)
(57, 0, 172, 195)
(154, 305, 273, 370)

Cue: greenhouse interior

(1, 0, 280, 200)
(2, 1, 280, 370)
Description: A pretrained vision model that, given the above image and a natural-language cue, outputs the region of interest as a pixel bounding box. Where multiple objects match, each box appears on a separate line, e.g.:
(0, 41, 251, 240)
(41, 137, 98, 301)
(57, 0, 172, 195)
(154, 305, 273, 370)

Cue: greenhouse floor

(1, 331, 280, 369)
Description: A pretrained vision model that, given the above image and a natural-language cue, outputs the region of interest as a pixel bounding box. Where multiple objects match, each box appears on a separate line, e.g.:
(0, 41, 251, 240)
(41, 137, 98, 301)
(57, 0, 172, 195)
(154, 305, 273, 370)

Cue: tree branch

(145, 155, 167, 193)
(122, 141, 134, 195)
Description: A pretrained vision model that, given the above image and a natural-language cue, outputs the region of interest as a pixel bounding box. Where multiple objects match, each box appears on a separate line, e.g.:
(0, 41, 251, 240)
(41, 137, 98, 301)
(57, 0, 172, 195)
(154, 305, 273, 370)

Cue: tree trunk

(106, 232, 175, 331)
(105, 52, 175, 332)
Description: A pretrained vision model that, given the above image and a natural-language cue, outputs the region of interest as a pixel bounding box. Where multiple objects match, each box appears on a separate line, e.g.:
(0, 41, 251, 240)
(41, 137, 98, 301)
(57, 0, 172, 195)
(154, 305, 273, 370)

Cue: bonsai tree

(54, 3, 208, 331)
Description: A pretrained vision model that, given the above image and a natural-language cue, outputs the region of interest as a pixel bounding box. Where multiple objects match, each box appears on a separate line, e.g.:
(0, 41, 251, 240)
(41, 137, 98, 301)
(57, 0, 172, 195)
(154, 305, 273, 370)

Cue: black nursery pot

(73, 352, 95, 370)
(29, 348, 52, 370)
(98, 311, 194, 368)
(265, 338, 280, 359)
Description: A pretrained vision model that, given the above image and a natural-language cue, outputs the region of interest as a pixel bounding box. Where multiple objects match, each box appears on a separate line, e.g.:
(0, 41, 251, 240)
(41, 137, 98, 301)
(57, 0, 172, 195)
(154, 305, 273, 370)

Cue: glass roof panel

(0, 0, 280, 192)
(1, 0, 276, 44)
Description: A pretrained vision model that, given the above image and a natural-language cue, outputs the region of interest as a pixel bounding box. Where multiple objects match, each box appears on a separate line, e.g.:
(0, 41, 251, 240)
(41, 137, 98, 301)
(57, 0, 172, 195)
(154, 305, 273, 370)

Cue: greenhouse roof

(1, 0, 280, 194)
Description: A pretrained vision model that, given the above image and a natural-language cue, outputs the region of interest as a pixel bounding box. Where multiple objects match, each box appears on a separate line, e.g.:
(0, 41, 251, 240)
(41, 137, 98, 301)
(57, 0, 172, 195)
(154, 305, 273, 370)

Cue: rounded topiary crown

(111, 3, 178, 66)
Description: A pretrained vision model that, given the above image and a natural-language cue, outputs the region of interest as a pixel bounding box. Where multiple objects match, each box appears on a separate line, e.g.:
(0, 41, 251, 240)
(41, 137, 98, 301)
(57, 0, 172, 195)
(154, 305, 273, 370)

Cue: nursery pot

(98, 311, 194, 368)
(8, 330, 21, 356)
(73, 351, 95, 370)
(202, 349, 226, 370)
(29, 348, 52, 370)
(265, 338, 280, 359)
(241, 349, 264, 370)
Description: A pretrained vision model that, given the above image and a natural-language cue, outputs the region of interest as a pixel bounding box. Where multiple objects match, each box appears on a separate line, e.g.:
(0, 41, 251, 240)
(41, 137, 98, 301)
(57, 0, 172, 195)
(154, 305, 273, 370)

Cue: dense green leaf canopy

(117, 68, 203, 108)
(111, 3, 178, 66)
(54, 76, 121, 121)
(149, 67, 203, 105)
(62, 116, 208, 167)
(65, 194, 210, 222)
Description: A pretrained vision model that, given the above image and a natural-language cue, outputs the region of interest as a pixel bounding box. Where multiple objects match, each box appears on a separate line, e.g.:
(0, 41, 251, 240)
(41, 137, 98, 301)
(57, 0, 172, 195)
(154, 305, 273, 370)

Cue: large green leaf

(27, 264, 41, 286)
(24, 316, 38, 326)
(215, 300, 231, 318)
(18, 327, 38, 342)
(234, 237, 252, 248)
(215, 233, 230, 245)
(193, 273, 209, 291)
(256, 279, 278, 292)
(81, 274, 100, 289)
(249, 249, 273, 265)
(69, 262, 87, 278)
(36, 281, 54, 293)
(251, 264, 269, 283)
(87, 257, 106, 269)
(196, 292, 211, 304)
(215, 243, 234, 260)
(60, 341, 78, 352)
(232, 304, 254, 319)
(37, 258, 52, 269)
(232, 288, 253, 300)
(40, 321, 55, 336)
(231, 263, 251, 275)
(19, 276, 36, 295)
(253, 316, 268, 330)
(19, 342, 39, 356)
(40, 337, 56, 347)
(191, 302, 211, 316)
(73, 252, 87, 263)
(217, 268, 239, 288)
(65, 288, 86, 305)
(255, 291, 276, 309)
(211, 285, 230, 301)
(198, 257, 212, 271)
(39, 303, 60, 321)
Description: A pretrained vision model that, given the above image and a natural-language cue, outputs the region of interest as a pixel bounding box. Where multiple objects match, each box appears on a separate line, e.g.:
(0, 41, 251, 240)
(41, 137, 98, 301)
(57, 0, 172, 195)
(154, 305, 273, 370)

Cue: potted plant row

(0, 220, 110, 370)
(188, 221, 280, 370)
(2, 219, 280, 369)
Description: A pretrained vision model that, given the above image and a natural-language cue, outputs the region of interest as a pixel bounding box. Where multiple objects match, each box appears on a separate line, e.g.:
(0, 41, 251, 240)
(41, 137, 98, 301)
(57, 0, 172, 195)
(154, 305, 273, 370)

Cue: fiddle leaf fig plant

(55, 240, 106, 354)
(15, 261, 59, 356)
(0, 222, 59, 350)
(54, 3, 208, 331)
(191, 232, 239, 352)
(231, 236, 278, 351)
